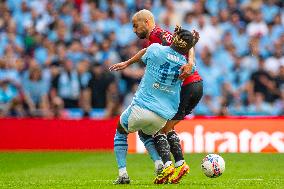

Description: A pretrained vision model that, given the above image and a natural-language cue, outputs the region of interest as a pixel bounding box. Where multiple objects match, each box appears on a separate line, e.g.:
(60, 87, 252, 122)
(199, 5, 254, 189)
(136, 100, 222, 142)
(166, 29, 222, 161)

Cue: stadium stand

(0, 0, 283, 118)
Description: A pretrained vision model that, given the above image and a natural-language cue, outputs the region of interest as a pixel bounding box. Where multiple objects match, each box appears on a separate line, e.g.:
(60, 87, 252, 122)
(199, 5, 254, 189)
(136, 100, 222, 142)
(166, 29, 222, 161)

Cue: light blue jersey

(132, 43, 189, 120)
(116, 43, 192, 171)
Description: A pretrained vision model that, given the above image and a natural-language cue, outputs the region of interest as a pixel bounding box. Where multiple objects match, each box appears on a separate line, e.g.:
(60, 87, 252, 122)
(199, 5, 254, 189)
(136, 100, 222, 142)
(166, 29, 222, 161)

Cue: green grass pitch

(0, 152, 284, 189)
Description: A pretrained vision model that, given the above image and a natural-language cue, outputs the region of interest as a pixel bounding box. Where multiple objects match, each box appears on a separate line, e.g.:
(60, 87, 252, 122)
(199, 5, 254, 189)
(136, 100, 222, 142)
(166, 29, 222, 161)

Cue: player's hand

(179, 63, 194, 80)
(109, 61, 129, 71)
(191, 30, 200, 47)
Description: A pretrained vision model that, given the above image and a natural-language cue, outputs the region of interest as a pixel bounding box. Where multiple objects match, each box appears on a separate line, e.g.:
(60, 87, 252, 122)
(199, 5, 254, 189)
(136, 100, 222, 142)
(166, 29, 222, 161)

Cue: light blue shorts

(120, 105, 167, 135)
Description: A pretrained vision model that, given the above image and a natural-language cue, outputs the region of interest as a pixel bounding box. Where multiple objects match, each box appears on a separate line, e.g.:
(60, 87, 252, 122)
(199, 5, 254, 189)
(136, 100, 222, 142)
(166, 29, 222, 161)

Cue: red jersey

(147, 26, 202, 86)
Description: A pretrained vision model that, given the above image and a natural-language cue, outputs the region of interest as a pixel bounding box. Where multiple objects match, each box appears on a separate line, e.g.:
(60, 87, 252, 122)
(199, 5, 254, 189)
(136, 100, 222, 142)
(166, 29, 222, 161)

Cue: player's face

(132, 18, 148, 39)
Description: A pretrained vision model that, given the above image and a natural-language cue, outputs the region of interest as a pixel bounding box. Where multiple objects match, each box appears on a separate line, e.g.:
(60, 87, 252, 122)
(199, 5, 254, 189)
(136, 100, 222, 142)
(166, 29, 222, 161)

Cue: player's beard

(136, 31, 147, 39)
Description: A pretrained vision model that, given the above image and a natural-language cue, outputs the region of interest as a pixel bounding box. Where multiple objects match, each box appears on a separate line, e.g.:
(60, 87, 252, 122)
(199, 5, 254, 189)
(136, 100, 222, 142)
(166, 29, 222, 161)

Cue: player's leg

(113, 123, 130, 184)
(153, 132, 175, 184)
(134, 107, 174, 184)
(138, 130, 163, 174)
(167, 129, 189, 184)
(159, 85, 189, 173)
(128, 106, 163, 173)
(113, 107, 132, 184)
(153, 133, 172, 166)
(115, 105, 165, 183)
(160, 120, 179, 134)
(168, 81, 203, 183)
(168, 81, 203, 163)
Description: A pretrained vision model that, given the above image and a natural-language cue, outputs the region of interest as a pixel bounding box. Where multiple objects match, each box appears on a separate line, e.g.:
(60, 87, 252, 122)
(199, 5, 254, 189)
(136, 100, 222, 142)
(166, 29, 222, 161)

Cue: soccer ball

(201, 154, 225, 178)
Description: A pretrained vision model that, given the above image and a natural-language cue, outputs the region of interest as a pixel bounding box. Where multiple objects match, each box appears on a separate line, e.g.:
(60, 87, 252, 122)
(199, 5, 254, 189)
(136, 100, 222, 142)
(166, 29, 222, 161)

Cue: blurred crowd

(0, 0, 283, 118)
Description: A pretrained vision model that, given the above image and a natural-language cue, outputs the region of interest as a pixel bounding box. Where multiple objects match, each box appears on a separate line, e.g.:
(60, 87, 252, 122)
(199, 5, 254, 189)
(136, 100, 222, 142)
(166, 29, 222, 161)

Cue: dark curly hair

(171, 26, 198, 55)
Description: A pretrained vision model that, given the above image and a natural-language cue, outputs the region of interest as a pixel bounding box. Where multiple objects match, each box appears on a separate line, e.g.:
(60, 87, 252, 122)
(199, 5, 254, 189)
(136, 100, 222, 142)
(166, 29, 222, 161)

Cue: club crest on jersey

(153, 82, 160, 89)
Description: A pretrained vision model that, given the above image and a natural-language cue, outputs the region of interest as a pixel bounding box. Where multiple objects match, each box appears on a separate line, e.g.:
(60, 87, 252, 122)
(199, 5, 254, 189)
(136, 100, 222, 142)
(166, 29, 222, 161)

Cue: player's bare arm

(109, 48, 147, 71)
(179, 30, 200, 80)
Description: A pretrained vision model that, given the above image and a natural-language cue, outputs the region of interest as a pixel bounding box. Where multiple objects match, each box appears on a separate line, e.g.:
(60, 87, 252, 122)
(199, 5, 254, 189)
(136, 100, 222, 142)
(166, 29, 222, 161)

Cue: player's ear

(145, 19, 149, 26)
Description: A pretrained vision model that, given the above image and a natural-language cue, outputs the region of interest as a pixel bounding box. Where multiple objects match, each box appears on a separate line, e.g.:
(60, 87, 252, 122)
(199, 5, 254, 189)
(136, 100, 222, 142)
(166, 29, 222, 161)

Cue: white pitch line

(236, 179, 264, 181)
(92, 180, 114, 182)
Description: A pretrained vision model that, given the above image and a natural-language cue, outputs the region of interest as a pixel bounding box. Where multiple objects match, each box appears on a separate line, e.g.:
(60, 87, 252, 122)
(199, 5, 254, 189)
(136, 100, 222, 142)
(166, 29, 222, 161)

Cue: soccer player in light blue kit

(111, 27, 197, 184)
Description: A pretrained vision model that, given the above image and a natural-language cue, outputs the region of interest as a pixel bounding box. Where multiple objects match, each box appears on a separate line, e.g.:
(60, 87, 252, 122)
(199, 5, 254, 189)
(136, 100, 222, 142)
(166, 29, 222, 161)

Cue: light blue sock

(114, 129, 128, 169)
(138, 130, 161, 162)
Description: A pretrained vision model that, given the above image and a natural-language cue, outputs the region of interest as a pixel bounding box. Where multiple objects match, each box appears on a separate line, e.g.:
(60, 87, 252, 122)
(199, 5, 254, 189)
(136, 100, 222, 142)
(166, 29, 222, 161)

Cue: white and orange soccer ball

(201, 154, 225, 178)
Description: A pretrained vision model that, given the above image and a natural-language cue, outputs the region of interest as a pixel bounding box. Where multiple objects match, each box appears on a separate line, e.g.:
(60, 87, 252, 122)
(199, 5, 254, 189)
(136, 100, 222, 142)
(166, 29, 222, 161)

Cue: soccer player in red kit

(110, 9, 203, 184)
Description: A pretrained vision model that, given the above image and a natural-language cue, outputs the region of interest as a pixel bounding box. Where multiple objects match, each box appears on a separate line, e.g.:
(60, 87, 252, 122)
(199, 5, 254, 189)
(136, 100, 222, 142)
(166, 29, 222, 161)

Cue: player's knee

(117, 122, 128, 134)
(161, 125, 172, 134)
(138, 130, 152, 141)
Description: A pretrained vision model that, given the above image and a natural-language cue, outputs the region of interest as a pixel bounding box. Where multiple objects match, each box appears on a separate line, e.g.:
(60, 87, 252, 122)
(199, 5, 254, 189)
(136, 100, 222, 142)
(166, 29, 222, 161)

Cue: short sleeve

(141, 43, 159, 65)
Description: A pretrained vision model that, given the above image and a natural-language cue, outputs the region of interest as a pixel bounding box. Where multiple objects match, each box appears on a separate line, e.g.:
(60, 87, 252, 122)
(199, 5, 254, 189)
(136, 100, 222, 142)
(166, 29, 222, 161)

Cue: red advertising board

(0, 118, 117, 150)
(0, 117, 284, 153)
(128, 117, 284, 153)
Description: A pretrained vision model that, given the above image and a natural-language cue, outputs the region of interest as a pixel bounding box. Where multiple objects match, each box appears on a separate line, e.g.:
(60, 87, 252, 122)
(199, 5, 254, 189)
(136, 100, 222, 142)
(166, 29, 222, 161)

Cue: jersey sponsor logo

(149, 27, 173, 46)
(162, 32, 172, 43)
(152, 82, 176, 94)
